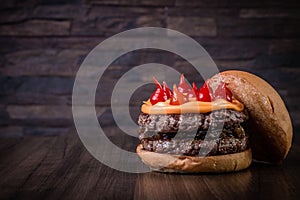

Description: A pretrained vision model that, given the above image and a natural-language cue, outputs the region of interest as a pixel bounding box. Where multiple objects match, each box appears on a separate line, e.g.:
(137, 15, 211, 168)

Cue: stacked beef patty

(138, 109, 248, 156)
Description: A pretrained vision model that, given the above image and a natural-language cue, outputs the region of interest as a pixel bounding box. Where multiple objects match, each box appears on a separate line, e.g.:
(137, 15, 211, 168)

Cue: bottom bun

(136, 144, 252, 173)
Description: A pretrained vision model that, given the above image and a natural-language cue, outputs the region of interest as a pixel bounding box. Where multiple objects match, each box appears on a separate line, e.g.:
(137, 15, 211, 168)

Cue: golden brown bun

(137, 144, 252, 173)
(208, 70, 293, 163)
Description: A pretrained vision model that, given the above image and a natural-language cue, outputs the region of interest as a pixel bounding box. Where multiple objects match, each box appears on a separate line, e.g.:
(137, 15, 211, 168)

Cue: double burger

(136, 70, 293, 173)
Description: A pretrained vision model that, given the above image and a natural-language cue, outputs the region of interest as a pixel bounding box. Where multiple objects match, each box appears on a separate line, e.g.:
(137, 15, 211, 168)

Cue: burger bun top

(208, 70, 293, 163)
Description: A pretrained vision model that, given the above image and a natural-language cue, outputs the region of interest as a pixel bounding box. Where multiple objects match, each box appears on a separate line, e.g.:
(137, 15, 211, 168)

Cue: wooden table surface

(1, 128, 300, 200)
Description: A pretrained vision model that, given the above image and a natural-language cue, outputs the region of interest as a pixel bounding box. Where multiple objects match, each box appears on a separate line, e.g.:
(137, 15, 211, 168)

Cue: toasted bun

(137, 144, 252, 173)
(208, 70, 293, 163)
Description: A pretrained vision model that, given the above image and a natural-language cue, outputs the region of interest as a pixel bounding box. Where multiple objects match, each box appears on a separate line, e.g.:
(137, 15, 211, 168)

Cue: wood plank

(0, 138, 22, 153)
(0, 136, 56, 198)
(0, 132, 138, 200)
(0, 132, 300, 199)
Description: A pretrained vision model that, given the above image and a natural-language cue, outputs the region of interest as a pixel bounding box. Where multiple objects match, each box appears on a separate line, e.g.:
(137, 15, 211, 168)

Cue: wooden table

(1, 128, 300, 200)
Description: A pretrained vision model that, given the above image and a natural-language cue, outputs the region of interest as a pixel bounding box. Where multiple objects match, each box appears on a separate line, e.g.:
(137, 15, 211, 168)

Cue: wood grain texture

(0, 129, 300, 200)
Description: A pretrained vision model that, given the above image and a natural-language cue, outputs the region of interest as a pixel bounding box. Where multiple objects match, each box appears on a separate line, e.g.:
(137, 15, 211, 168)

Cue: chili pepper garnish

(150, 77, 168, 105)
(163, 81, 172, 99)
(197, 82, 212, 102)
(213, 82, 232, 102)
(149, 76, 233, 105)
(178, 74, 192, 94)
(186, 82, 197, 98)
(170, 84, 188, 105)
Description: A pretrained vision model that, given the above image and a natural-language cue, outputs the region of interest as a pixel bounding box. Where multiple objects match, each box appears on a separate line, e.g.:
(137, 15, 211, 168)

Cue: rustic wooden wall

(0, 0, 299, 137)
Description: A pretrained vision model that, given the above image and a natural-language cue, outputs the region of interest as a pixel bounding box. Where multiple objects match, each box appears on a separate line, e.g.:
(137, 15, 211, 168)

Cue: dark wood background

(0, 0, 300, 199)
(0, 0, 300, 136)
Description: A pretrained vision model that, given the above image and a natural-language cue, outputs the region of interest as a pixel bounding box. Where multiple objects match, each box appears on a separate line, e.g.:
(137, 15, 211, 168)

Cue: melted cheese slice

(141, 99, 244, 114)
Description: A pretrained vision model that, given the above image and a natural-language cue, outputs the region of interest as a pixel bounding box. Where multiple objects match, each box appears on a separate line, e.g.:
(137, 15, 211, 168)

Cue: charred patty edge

(141, 136, 248, 156)
(138, 109, 248, 135)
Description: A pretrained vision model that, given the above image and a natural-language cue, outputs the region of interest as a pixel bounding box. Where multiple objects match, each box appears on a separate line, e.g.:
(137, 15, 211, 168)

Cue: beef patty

(138, 109, 247, 139)
(141, 136, 248, 156)
(137, 109, 249, 156)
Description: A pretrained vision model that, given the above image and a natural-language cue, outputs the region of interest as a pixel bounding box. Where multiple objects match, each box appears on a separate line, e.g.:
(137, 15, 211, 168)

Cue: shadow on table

(134, 169, 252, 199)
(134, 161, 298, 199)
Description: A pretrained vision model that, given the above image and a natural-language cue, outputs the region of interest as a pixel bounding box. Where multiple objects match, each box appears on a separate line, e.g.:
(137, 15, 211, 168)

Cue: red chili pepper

(192, 82, 198, 94)
(187, 82, 197, 98)
(178, 74, 192, 94)
(170, 84, 188, 105)
(213, 82, 232, 102)
(225, 87, 233, 102)
(197, 82, 212, 102)
(150, 77, 167, 105)
(163, 81, 172, 99)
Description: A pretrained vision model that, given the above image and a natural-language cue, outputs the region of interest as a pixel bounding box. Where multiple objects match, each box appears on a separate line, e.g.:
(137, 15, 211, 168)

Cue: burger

(136, 70, 293, 173)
